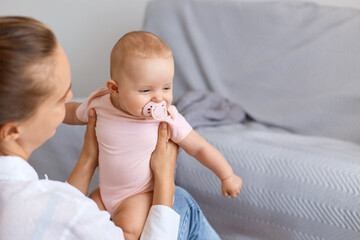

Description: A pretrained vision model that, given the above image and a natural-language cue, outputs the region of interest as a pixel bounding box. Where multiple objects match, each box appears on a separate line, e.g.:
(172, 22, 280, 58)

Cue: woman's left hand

(150, 122, 179, 207)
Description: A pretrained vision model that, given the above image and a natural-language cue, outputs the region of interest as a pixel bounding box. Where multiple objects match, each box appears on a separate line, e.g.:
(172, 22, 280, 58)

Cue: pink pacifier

(142, 100, 168, 120)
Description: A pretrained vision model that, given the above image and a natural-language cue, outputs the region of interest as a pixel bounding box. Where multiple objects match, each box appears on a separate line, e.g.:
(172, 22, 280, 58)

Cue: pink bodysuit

(76, 88, 192, 215)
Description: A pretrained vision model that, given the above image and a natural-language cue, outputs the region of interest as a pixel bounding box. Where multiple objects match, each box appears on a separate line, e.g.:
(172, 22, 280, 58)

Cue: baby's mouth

(142, 101, 167, 120)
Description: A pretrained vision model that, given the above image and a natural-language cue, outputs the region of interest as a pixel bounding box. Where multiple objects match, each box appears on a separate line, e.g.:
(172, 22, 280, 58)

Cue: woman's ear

(106, 80, 120, 96)
(0, 122, 20, 142)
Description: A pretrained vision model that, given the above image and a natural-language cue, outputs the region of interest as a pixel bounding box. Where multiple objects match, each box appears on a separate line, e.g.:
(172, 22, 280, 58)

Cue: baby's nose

(151, 92, 163, 102)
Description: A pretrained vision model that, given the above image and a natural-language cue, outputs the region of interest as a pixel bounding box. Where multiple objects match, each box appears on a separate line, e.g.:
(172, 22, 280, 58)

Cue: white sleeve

(71, 203, 179, 240)
(140, 205, 180, 240)
(69, 199, 125, 240)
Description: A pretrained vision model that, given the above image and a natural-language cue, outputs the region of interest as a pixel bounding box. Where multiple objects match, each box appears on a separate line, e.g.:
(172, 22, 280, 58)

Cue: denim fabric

(173, 187, 221, 240)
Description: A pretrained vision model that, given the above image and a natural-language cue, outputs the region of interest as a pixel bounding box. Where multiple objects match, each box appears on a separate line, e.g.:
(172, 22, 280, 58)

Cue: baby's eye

(163, 87, 171, 91)
(139, 89, 150, 93)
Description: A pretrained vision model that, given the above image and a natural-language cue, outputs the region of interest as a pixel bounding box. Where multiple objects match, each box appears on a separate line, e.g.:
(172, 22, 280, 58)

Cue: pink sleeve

(76, 101, 90, 123)
(166, 106, 193, 143)
(76, 88, 110, 123)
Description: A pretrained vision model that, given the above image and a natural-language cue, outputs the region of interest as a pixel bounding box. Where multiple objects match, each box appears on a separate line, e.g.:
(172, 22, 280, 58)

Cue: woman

(0, 16, 220, 239)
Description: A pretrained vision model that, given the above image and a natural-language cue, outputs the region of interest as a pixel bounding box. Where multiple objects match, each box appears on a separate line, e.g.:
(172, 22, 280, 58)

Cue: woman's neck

(0, 141, 29, 160)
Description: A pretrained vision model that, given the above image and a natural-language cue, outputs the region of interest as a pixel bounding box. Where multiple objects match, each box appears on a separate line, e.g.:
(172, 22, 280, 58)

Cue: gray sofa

(30, 1, 360, 239)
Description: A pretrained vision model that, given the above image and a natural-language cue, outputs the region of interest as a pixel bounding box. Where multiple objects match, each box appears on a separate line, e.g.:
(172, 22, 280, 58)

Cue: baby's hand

(221, 174, 243, 198)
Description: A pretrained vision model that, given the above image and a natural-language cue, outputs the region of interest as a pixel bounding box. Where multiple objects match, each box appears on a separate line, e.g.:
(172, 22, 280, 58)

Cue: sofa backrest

(143, 0, 360, 143)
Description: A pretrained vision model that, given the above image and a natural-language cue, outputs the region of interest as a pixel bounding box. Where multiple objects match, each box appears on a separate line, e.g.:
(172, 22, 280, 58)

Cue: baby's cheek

(138, 101, 150, 116)
(166, 97, 173, 107)
(168, 93, 173, 104)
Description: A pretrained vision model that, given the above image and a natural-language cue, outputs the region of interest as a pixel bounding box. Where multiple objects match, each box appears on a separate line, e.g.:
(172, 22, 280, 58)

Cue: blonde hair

(110, 31, 172, 79)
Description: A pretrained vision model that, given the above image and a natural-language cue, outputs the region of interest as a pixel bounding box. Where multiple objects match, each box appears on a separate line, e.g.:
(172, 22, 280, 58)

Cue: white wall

(1, 0, 359, 97)
(229, 0, 360, 9)
(0, 0, 150, 98)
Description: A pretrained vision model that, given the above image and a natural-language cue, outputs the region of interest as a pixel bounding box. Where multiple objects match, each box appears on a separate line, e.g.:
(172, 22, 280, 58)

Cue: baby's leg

(89, 187, 106, 211)
(112, 192, 153, 240)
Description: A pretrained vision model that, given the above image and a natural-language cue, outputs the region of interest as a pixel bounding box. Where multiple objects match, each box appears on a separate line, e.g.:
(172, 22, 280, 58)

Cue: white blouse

(0, 156, 179, 240)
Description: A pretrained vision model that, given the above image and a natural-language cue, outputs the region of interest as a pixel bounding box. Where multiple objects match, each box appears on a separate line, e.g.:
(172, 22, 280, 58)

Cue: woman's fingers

(155, 122, 168, 152)
(87, 109, 97, 131)
(82, 109, 98, 164)
(84, 109, 97, 143)
(150, 122, 178, 177)
(151, 122, 169, 172)
(151, 122, 178, 206)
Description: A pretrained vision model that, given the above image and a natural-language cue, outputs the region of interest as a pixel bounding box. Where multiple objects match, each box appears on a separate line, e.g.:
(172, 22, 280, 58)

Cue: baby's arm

(64, 102, 87, 125)
(179, 130, 242, 198)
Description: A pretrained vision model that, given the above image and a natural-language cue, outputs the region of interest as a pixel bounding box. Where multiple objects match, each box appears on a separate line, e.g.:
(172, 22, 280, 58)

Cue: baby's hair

(110, 31, 172, 79)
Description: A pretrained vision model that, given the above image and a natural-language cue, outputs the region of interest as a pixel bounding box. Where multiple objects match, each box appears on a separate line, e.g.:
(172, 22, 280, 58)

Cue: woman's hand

(151, 122, 179, 207)
(80, 109, 99, 168)
(67, 109, 99, 195)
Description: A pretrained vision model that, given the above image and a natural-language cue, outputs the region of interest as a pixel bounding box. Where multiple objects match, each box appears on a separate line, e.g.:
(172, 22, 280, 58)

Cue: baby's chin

(143, 116, 154, 120)
(117, 106, 144, 119)
(132, 111, 152, 119)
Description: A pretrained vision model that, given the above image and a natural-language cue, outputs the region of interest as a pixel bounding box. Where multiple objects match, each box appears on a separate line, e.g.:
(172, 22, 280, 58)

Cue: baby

(64, 31, 242, 239)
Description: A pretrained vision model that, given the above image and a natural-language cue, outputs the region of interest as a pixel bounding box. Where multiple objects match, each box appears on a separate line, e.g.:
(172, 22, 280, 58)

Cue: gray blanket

(176, 91, 246, 128)
(176, 123, 360, 240)
(144, 0, 360, 144)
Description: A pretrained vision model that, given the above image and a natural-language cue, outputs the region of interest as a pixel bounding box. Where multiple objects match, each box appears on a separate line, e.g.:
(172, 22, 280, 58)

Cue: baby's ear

(106, 80, 119, 96)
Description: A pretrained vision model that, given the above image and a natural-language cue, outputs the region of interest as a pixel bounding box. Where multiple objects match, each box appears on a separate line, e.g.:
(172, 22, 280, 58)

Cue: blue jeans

(173, 186, 221, 240)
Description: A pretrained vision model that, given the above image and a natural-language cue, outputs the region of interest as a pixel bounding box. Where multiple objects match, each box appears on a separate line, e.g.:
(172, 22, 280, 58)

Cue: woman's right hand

(67, 109, 99, 195)
(150, 122, 179, 207)
(80, 109, 99, 168)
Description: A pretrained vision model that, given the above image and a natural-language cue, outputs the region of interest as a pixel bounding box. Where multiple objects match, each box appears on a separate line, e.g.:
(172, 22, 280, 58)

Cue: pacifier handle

(142, 100, 167, 120)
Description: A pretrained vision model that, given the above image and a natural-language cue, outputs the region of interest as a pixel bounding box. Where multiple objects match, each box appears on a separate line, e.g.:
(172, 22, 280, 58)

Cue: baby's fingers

(222, 190, 230, 198)
(229, 190, 239, 199)
(226, 186, 241, 198)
